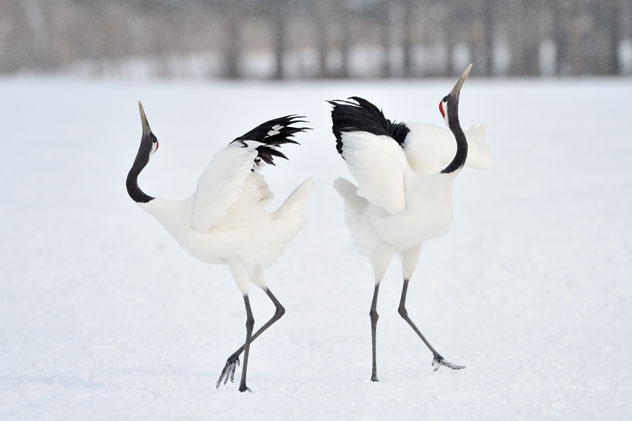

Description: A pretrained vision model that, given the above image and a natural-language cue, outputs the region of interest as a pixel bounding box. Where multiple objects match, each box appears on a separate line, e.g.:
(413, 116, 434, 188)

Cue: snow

(1, 76, 631, 419)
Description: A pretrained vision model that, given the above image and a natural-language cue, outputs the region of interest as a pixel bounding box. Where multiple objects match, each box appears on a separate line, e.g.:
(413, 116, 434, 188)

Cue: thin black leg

(370, 283, 380, 382)
(217, 289, 285, 389)
(238, 295, 255, 392)
(398, 278, 464, 371)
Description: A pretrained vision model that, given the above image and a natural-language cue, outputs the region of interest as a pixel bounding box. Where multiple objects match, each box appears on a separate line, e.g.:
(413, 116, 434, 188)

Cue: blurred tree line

(0, 0, 630, 78)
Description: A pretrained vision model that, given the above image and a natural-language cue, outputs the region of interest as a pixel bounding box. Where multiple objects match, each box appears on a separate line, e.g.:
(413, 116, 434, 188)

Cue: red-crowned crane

(126, 102, 313, 392)
(329, 64, 490, 382)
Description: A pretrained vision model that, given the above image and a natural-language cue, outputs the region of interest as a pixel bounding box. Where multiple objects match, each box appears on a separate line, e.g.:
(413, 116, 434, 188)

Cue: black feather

(328, 97, 410, 155)
(231, 115, 309, 167)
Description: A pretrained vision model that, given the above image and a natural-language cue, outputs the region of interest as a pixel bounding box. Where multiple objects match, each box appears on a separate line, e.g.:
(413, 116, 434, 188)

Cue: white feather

(128, 110, 312, 391)
(137, 140, 313, 295)
(402, 123, 490, 174)
(334, 119, 489, 283)
(340, 131, 410, 215)
(368, 173, 456, 251)
(464, 123, 491, 169)
(402, 123, 457, 173)
(140, 174, 312, 294)
(192, 141, 258, 232)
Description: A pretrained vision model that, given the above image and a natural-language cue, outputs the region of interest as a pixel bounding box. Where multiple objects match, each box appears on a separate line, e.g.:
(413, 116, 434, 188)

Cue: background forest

(2, 0, 631, 79)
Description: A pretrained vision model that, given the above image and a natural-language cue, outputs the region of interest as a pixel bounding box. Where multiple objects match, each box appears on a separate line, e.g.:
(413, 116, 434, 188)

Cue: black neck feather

(441, 100, 468, 174)
(126, 144, 153, 203)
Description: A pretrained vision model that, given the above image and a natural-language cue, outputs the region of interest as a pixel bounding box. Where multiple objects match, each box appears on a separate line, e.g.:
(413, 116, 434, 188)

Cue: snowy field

(1, 76, 631, 420)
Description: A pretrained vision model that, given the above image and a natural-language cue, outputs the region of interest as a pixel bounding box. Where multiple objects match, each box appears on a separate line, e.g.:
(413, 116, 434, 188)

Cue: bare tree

(401, 0, 414, 77)
(272, 1, 288, 79)
(602, 0, 622, 74)
(481, 0, 495, 76)
(339, 2, 351, 78)
(553, 0, 570, 75)
(313, 1, 332, 78)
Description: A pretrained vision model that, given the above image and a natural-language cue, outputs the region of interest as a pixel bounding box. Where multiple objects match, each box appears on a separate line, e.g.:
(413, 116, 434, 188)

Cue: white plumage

(340, 131, 410, 214)
(126, 104, 312, 392)
(335, 124, 490, 254)
(330, 64, 490, 381)
(140, 144, 313, 279)
(403, 123, 490, 172)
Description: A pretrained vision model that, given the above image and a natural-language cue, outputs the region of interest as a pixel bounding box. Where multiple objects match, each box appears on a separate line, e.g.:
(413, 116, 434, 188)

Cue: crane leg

(216, 288, 285, 389)
(370, 283, 380, 382)
(398, 278, 465, 371)
(237, 295, 255, 392)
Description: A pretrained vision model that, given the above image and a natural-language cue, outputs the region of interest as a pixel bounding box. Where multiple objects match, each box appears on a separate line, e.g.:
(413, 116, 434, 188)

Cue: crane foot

(216, 354, 240, 389)
(432, 355, 465, 371)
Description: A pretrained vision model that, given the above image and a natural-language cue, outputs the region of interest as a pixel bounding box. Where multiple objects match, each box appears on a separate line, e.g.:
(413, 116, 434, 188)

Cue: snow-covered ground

(1, 77, 631, 420)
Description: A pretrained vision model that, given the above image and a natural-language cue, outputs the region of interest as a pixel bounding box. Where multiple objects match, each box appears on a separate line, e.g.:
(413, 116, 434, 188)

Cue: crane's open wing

(402, 123, 457, 174)
(329, 97, 411, 215)
(192, 116, 308, 232)
(192, 143, 257, 232)
(338, 131, 409, 214)
(464, 123, 490, 169)
(402, 123, 490, 173)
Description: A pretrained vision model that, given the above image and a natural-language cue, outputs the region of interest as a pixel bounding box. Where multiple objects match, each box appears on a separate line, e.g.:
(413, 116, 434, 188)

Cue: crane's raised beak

(449, 63, 472, 98)
(138, 101, 151, 135)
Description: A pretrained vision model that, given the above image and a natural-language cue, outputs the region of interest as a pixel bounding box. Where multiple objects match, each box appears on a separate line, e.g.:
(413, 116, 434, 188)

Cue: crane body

(127, 104, 312, 392)
(330, 64, 490, 381)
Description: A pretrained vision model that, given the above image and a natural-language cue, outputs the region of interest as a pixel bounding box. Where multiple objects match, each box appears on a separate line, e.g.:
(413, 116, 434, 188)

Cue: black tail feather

(328, 97, 410, 155)
(232, 115, 310, 167)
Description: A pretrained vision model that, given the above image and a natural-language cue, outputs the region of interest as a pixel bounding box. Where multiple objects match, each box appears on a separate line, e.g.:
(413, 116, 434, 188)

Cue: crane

(126, 102, 313, 392)
(329, 64, 490, 382)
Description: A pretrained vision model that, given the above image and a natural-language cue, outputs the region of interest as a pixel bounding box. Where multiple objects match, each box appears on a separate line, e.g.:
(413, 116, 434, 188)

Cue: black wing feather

(231, 115, 309, 167)
(328, 97, 410, 155)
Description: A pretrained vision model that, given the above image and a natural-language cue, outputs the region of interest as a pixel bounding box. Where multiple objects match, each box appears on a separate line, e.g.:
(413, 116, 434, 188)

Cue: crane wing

(339, 131, 409, 215)
(464, 123, 490, 169)
(402, 123, 457, 174)
(192, 115, 308, 232)
(329, 97, 412, 215)
(192, 143, 258, 232)
(402, 123, 490, 173)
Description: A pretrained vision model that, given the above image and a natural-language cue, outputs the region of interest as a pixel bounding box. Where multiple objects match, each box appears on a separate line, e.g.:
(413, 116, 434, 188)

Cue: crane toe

(432, 355, 465, 372)
(216, 354, 240, 389)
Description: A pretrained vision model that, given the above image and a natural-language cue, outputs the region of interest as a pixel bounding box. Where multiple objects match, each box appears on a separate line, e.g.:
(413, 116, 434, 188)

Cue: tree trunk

(273, 12, 286, 80)
(606, 0, 621, 74)
(315, 3, 329, 78)
(380, 4, 392, 78)
(553, 1, 568, 75)
(482, 0, 495, 76)
(339, 4, 350, 78)
(402, 0, 413, 77)
(224, 4, 241, 79)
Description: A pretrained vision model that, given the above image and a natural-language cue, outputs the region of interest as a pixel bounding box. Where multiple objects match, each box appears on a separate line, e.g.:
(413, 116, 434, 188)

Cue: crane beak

(138, 101, 151, 135)
(449, 63, 472, 98)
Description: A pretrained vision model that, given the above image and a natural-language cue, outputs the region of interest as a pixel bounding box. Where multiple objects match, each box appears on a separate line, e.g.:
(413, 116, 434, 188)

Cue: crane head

(138, 101, 159, 159)
(439, 63, 472, 126)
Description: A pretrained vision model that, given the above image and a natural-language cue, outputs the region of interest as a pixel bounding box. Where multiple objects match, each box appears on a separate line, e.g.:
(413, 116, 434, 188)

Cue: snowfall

(1, 76, 631, 420)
